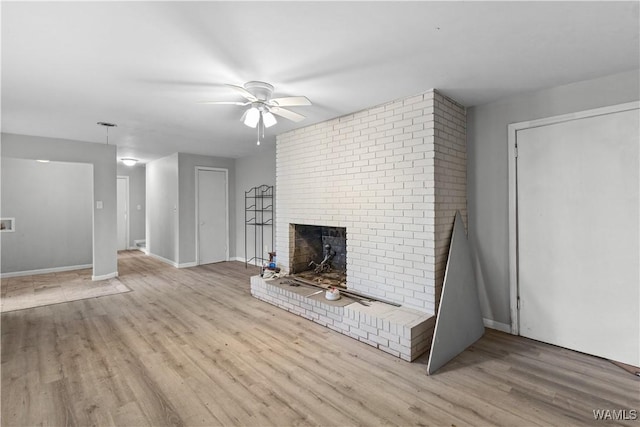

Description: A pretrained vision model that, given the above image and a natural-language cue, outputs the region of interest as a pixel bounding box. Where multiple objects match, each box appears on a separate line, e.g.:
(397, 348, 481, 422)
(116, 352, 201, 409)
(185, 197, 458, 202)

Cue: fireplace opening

(289, 224, 346, 288)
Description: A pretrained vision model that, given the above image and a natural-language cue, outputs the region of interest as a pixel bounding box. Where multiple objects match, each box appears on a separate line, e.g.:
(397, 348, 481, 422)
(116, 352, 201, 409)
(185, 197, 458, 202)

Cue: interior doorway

(116, 176, 129, 251)
(509, 102, 639, 366)
(196, 167, 228, 265)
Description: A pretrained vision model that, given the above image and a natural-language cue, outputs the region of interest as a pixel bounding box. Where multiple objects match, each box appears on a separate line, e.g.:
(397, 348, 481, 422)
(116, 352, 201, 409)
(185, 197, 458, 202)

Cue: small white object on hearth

(325, 287, 341, 301)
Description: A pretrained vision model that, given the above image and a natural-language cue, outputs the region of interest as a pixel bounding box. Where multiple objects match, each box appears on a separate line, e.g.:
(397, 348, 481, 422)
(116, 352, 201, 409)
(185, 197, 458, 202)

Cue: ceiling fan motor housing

(244, 81, 274, 101)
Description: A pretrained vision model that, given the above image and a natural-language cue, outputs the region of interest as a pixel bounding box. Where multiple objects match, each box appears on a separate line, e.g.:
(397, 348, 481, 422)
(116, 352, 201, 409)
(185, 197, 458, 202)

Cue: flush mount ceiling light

(121, 158, 138, 167)
(36, 159, 50, 163)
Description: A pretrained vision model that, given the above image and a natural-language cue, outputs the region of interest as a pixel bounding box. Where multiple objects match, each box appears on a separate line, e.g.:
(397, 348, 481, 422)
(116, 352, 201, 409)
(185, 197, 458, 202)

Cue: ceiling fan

(200, 81, 312, 129)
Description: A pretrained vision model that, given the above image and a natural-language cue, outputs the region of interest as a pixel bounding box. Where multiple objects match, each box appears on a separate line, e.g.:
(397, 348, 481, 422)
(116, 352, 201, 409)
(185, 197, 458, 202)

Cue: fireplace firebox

(289, 224, 346, 286)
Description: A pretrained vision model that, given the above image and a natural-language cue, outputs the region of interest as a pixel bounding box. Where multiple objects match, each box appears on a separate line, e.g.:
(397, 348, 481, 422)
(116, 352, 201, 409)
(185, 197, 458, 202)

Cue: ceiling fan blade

(270, 107, 306, 123)
(227, 84, 257, 102)
(268, 96, 312, 107)
(197, 101, 250, 106)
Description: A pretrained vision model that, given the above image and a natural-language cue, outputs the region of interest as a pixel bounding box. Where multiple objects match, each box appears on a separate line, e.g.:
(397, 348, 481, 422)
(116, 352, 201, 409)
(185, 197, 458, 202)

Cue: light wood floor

(2, 251, 638, 426)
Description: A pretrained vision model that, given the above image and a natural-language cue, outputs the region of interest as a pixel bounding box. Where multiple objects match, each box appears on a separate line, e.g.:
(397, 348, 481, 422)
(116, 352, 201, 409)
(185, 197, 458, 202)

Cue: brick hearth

(251, 276, 434, 361)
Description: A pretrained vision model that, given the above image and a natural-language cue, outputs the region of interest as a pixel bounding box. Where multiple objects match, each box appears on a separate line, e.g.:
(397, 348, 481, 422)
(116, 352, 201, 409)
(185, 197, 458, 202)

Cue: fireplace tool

(309, 244, 336, 274)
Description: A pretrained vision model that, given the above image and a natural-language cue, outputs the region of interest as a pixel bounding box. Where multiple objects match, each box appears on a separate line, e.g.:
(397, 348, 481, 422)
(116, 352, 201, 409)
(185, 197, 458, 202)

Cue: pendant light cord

(97, 122, 117, 145)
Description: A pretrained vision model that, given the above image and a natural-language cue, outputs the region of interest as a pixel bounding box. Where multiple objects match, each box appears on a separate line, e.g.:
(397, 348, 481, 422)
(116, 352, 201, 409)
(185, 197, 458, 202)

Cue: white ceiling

(2, 1, 638, 162)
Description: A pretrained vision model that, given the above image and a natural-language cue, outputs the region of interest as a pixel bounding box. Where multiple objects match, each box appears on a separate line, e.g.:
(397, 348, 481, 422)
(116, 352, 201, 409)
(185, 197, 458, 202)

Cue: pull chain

(256, 118, 261, 146)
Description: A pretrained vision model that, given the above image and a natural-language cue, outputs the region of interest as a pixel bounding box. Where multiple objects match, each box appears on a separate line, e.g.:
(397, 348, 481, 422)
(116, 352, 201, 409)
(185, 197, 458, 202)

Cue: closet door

(197, 168, 228, 265)
(517, 107, 639, 366)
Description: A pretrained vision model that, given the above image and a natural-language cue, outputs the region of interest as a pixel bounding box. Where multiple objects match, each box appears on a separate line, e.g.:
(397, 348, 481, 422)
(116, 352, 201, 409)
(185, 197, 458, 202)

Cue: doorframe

(194, 166, 229, 265)
(116, 175, 130, 251)
(507, 101, 639, 336)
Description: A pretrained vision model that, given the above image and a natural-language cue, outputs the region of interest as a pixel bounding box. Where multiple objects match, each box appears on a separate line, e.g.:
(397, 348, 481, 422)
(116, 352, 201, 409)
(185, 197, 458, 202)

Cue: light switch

(137, 204, 141, 210)
(96, 201, 103, 209)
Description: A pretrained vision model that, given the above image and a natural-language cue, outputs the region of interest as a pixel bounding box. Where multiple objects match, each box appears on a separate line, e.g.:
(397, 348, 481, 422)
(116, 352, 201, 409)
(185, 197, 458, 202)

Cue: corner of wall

(432, 91, 468, 311)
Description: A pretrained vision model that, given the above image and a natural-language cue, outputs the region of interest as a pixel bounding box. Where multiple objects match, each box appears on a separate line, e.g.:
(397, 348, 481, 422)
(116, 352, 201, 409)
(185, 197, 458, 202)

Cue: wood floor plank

(2, 250, 638, 426)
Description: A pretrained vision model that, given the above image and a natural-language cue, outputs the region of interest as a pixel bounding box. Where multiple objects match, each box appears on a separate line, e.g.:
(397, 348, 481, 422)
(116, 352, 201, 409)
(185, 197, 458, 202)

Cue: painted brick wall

(433, 92, 468, 310)
(276, 89, 466, 314)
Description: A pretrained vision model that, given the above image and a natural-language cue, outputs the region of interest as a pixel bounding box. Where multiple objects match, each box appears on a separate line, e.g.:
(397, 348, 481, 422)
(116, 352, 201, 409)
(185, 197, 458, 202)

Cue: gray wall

(234, 146, 276, 262)
(177, 153, 235, 264)
(1, 158, 93, 273)
(146, 153, 179, 263)
(117, 163, 146, 248)
(467, 69, 640, 326)
(1, 133, 118, 278)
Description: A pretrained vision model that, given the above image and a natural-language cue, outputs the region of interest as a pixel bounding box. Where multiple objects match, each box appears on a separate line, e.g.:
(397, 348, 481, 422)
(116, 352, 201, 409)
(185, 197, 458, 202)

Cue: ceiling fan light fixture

(202, 81, 311, 131)
(262, 111, 277, 128)
(244, 107, 260, 128)
(122, 158, 138, 167)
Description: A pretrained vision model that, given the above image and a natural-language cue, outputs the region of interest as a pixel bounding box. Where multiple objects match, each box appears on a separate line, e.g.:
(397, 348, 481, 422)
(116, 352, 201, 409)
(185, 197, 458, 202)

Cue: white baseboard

(483, 318, 512, 333)
(1, 264, 93, 279)
(148, 254, 239, 269)
(147, 252, 179, 267)
(178, 262, 197, 268)
(231, 257, 263, 267)
(146, 253, 196, 269)
(92, 271, 118, 281)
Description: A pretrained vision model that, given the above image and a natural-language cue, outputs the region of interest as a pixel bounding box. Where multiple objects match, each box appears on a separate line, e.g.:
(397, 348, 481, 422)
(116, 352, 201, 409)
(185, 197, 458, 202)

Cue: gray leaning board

(427, 210, 485, 375)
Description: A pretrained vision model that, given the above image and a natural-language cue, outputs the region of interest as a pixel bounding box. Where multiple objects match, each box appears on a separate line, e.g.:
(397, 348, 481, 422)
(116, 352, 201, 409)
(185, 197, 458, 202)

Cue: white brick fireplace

(252, 89, 466, 361)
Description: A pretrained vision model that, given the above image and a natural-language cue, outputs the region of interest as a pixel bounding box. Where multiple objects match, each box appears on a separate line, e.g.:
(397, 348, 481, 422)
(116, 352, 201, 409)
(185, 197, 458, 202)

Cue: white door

(197, 169, 227, 265)
(116, 176, 129, 251)
(517, 107, 639, 366)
